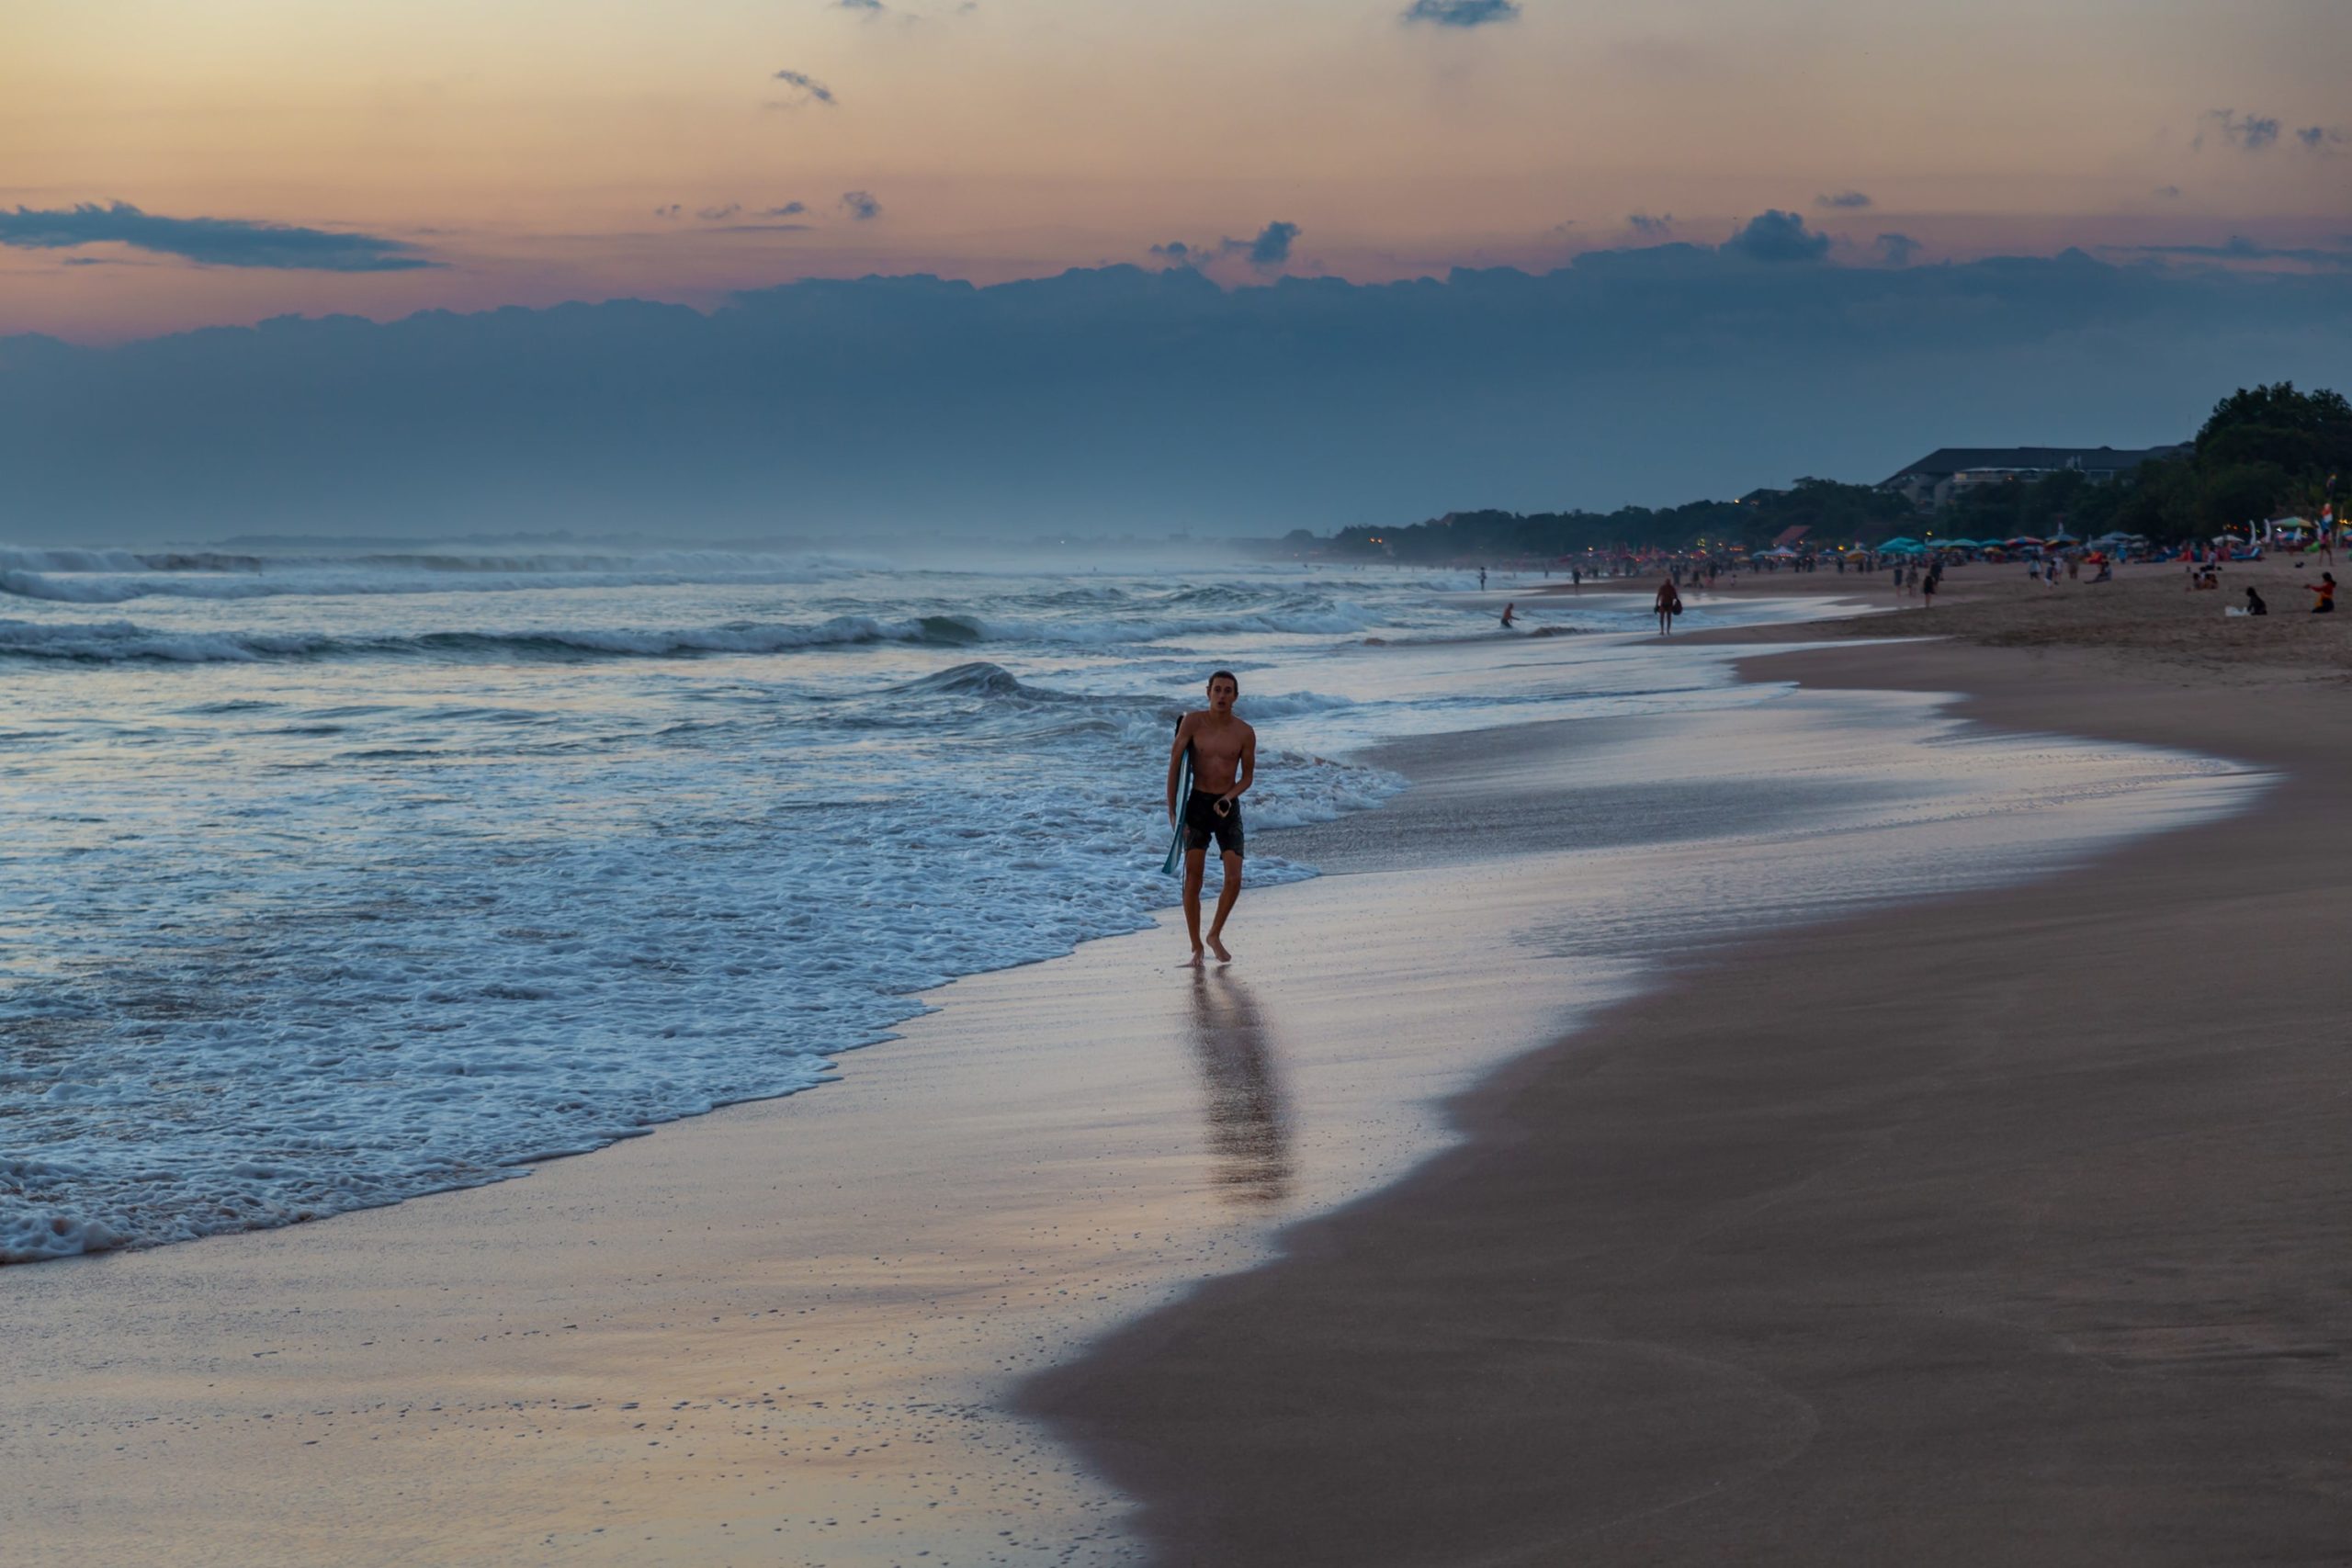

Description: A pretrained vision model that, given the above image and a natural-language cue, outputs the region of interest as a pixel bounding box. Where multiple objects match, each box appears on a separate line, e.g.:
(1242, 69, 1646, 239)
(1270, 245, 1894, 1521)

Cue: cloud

(2198, 108, 2281, 152)
(1876, 232, 1921, 266)
(652, 204, 684, 220)
(2115, 236, 2352, 268)
(1626, 212, 1673, 238)
(2154, 185, 2185, 199)
(1400, 0, 1520, 27)
(835, 0, 887, 9)
(0, 201, 436, 272)
(2198, 111, 2345, 153)
(1249, 220, 1300, 268)
(770, 69, 838, 107)
(696, 204, 741, 222)
(8, 249, 2351, 540)
(1148, 220, 1300, 273)
(1815, 190, 1873, 210)
(765, 202, 808, 218)
(840, 190, 883, 221)
(1721, 209, 1830, 263)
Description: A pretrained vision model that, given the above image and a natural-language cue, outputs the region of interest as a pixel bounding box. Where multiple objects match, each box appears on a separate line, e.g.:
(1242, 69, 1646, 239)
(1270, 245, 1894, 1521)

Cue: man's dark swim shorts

(1182, 788, 1245, 857)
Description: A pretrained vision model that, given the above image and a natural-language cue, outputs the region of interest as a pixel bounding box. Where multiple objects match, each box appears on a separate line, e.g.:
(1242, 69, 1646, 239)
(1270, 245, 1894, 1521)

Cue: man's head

(1205, 670, 1238, 714)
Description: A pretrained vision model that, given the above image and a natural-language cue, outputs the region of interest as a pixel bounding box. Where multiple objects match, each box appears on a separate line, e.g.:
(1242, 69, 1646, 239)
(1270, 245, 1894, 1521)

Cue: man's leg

(1204, 851, 1243, 963)
(1182, 848, 1207, 966)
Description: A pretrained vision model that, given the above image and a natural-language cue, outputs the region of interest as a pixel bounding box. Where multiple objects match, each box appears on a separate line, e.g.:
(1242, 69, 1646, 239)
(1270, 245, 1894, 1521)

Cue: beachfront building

(1879, 445, 2186, 509)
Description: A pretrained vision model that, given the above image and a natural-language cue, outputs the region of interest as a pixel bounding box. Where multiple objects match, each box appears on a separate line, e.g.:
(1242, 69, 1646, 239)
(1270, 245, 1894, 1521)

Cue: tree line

(1306, 383, 2351, 559)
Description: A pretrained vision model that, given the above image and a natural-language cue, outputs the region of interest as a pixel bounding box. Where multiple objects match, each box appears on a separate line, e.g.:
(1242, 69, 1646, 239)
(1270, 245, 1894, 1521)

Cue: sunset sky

(6, 0, 2349, 341)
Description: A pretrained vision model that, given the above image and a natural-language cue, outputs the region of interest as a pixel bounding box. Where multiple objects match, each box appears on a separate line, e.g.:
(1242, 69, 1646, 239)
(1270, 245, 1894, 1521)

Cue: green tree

(2194, 383, 2352, 475)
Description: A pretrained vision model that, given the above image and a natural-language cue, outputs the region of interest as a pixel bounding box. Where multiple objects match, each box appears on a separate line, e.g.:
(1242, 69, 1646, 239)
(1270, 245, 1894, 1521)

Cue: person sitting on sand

(2246, 586, 2268, 615)
(1654, 577, 1681, 635)
(1167, 671, 1257, 968)
(2309, 572, 2335, 614)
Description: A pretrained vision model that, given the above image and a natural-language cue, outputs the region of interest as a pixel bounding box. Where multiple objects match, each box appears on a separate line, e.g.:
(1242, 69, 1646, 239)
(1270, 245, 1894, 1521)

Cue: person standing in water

(1167, 671, 1257, 967)
(1654, 576, 1681, 635)
(1499, 602, 1516, 628)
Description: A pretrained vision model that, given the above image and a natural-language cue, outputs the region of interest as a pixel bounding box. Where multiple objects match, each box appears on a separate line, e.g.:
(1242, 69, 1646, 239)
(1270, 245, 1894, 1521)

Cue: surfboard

(1162, 737, 1192, 875)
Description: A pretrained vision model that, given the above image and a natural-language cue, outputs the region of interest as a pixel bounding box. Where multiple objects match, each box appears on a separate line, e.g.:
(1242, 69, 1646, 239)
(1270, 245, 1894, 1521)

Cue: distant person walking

(1167, 671, 1257, 967)
(1654, 577, 1681, 635)
(1921, 561, 1941, 607)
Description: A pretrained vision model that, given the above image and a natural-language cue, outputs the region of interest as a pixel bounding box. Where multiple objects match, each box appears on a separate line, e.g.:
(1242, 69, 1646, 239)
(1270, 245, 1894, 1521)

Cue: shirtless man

(1653, 575, 1681, 635)
(1166, 670, 1257, 967)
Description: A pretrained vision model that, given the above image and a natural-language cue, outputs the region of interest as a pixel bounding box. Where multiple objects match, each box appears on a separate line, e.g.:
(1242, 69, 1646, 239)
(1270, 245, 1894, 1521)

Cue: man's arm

(1167, 714, 1194, 823)
(1225, 723, 1257, 804)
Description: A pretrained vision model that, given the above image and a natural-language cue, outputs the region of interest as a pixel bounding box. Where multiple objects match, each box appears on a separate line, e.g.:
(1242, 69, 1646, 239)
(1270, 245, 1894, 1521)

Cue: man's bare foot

(1206, 932, 1232, 964)
(1182, 948, 1205, 969)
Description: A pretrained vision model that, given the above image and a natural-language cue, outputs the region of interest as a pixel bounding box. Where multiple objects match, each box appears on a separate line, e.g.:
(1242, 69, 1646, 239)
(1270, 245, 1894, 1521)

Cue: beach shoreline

(3, 585, 2325, 1565)
(1024, 607, 2352, 1565)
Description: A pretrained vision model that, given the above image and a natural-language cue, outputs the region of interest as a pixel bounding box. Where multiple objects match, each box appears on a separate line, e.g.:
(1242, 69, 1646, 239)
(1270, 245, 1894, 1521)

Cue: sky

(4, 0, 2350, 538)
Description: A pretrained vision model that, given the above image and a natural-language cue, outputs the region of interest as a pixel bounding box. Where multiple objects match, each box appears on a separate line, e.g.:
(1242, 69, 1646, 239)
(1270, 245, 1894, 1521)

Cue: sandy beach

(1032, 565, 2352, 1564)
(6, 569, 2341, 1565)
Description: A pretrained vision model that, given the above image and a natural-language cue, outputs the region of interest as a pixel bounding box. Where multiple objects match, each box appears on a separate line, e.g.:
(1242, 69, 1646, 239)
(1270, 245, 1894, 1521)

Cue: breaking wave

(0, 604, 1376, 664)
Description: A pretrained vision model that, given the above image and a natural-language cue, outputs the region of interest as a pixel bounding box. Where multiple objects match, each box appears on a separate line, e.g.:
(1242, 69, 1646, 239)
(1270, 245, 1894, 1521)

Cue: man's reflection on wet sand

(1184, 970, 1293, 1204)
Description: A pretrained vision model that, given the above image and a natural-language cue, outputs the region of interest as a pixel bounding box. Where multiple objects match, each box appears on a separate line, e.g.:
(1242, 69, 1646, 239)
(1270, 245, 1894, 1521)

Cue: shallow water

(0, 557, 2267, 1566)
(1, 550, 1834, 1261)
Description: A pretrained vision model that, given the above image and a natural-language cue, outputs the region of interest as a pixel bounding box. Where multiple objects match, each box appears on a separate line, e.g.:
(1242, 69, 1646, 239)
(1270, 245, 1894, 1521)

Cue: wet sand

(0, 601, 2301, 1566)
(0, 755, 1661, 1566)
(1025, 632, 2352, 1565)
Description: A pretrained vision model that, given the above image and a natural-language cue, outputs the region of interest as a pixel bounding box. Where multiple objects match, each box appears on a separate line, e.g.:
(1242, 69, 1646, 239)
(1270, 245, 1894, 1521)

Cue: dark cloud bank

(0, 201, 433, 273)
(5, 242, 2349, 541)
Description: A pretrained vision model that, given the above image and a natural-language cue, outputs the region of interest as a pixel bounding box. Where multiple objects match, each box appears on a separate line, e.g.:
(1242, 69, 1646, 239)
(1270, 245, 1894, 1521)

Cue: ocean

(0, 548, 2230, 1265)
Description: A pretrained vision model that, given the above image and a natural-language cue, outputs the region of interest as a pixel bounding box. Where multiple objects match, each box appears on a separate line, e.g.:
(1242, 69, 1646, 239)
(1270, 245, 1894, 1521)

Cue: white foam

(9, 568, 2169, 1264)
(0, 603, 1385, 664)
(0, 636, 1407, 1260)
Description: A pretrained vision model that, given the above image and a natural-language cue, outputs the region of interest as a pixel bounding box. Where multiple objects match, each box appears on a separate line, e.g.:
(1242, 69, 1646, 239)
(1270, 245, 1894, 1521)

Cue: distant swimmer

(1654, 577, 1681, 635)
(1167, 671, 1257, 967)
(1499, 602, 1516, 628)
